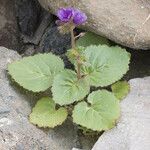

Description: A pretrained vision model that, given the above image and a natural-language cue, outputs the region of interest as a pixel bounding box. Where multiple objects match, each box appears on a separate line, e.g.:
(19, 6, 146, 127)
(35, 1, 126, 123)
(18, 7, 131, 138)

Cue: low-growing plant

(8, 7, 130, 132)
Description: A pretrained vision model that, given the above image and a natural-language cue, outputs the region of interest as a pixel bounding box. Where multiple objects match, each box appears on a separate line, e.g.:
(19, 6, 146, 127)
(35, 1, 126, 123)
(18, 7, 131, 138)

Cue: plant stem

(71, 26, 76, 50)
(70, 27, 81, 79)
(77, 56, 81, 79)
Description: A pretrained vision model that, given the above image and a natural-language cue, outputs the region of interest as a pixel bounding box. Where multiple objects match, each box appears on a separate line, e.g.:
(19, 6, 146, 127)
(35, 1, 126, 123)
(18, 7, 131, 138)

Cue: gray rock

(0, 47, 79, 150)
(15, 0, 42, 37)
(0, 0, 20, 51)
(22, 11, 53, 45)
(38, 0, 150, 50)
(15, 0, 54, 46)
(92, 77, 150, 150)
(22, 45, 36, 56)
(39, 25, 71, 55)
(125, 49, 150, 80)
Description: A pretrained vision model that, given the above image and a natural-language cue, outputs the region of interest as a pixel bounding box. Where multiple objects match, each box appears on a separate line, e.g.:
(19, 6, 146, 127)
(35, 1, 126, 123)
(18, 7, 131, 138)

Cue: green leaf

(72, 90, 120, 131)
(29, 97, 68, 128)
(111, 81, 130, 100)
(80, 45, 130, 87)
(77, 32, 110, 47)
(8, 53, 64, 92)
(52, 69, 90, 106)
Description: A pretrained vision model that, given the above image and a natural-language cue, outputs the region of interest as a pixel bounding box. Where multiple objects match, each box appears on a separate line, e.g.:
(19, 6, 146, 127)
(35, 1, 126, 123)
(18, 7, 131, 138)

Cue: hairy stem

(77, 56, 81, 79)
(70, 27, 81, 79)
(71, 26, 76, 49)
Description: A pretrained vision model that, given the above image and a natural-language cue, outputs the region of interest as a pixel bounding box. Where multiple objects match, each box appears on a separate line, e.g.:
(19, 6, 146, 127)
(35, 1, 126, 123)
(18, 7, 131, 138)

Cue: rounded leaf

(111, 81, 130, 100)
(81, 45, 130, 87)
(29, 97, 68, 128)
(52, 69, 90, 106)
(77, 32, 110, 47)
(8, 53, 64, 92)
(72, 90, 120, 131)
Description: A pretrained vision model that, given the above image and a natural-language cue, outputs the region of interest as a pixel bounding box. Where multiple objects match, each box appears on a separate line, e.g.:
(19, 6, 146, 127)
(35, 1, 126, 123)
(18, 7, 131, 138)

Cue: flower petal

(73, 9, 87, 25)
(57, 7, 87, 25)
(57, 8, 74, 22)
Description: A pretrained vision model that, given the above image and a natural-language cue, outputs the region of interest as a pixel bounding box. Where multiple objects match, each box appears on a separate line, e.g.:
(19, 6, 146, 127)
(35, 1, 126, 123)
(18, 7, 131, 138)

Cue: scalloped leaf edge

(29, 97, 68, 128)
(8, 53, 64, 92)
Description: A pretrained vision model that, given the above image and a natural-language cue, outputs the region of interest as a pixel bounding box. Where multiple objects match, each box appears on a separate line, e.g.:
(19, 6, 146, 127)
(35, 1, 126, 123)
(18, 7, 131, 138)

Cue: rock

(125, 49, 150, 80)
(38, 0, 150, 50)
(15, 0, 42, 36)
(92, 77, 150, 150)
(39, 25, 71, 55)
(22, 11, 53, 45)
(22, 45, 36, 56)
(15, 0, 54, 46)
(0, 0, 20, 50)
(0, 47, 80, 150)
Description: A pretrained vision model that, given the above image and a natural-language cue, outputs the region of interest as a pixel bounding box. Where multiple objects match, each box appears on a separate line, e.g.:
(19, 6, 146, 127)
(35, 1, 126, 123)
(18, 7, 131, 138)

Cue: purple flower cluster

(57, 7, 87, 26)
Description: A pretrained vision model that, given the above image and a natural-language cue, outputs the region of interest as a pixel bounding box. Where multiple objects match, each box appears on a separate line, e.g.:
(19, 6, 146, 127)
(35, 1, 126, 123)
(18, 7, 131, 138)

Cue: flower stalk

(70, 26, 82, 79)
(70, 26, 76, 50)
(56, 7, 87, 79)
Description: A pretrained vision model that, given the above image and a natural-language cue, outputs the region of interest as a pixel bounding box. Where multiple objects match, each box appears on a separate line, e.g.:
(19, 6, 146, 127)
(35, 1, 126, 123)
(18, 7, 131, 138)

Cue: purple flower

(57, 7, 87, 26)
(73, 9, 87, 25)
(57, 8, 74, 23)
